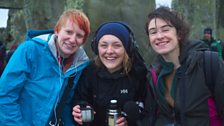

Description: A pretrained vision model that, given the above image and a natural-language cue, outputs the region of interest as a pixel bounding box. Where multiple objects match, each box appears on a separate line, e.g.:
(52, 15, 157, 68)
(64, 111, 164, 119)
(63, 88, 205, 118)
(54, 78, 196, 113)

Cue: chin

(156, 48, 171, 55)
(156, 49, 171, 55)
(105, 65, 116, 70)
(64, 50, 76, 55)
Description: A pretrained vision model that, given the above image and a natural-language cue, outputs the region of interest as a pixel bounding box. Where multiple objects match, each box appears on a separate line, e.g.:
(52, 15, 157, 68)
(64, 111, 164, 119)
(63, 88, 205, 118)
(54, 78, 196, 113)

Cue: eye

(161, 25, 173, 32)
(76, 33, 84, 39)
(99, 43, 107, 48)
(161, 27, 170, 32)
(148, 30, 157, 35)
(66, 30, 73, 35)
(113, 43, 123, 49)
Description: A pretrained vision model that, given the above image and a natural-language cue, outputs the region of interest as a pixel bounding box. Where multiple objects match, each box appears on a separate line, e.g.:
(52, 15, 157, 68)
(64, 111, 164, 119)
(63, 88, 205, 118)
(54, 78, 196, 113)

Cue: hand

(116, 116, 128, 126)
(72, 105, 83, 125)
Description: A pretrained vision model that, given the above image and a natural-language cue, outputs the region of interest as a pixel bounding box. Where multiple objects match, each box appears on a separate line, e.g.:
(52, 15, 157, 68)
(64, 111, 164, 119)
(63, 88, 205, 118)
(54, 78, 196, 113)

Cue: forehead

(148, 18, 170, 28)
(63, 19, 76, 27)
(63, 20, 85, 32)
(99, 35, 122, 43)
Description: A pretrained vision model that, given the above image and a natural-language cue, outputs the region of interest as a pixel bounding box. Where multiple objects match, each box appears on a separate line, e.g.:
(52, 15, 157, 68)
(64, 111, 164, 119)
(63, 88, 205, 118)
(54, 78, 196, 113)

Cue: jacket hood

(26, 29, 54, 40)
(25, 29, 54, 48)
(179, 40, 208, 74)
(179, 39, 208, 63)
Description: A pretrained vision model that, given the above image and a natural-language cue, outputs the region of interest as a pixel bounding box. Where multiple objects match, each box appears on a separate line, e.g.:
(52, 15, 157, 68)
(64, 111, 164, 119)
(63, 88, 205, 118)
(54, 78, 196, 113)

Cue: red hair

(54, 9, 91, 42)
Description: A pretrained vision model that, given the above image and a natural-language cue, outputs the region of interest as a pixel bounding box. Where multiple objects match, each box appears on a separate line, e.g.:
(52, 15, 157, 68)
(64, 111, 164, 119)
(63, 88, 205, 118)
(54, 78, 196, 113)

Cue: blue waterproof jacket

(0, 30, 89, 126)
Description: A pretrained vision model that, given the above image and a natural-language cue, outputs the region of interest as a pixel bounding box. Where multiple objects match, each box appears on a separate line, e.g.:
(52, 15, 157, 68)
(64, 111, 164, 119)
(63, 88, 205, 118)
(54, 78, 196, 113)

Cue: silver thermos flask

(107, 99, 119, 126)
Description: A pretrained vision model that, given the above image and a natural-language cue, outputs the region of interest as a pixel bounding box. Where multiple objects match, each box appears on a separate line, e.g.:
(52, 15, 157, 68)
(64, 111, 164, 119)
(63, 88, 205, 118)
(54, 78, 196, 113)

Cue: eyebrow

(148, 24, 173, 31)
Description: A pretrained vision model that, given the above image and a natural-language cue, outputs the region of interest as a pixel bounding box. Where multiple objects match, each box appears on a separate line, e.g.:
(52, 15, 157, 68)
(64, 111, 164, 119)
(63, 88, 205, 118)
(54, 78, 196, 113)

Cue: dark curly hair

(145, 6, 190, 45)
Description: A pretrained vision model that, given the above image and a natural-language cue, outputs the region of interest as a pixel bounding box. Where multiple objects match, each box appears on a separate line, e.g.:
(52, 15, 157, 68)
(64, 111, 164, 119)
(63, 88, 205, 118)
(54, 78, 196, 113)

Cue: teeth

(106, 57, 115, 60)
(157, 41, 167, 46)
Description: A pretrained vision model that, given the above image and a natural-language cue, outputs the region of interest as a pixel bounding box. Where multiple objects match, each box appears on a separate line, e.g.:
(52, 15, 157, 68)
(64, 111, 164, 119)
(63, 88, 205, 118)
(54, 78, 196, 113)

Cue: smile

(63, 42, 76, 48)
(106, 57, 116, 60)
(156, 41, 168, 46)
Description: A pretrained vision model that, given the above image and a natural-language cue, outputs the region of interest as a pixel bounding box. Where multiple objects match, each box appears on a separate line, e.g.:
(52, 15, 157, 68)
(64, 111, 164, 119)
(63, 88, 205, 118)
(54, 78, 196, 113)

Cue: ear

(54, 28, 59, 35)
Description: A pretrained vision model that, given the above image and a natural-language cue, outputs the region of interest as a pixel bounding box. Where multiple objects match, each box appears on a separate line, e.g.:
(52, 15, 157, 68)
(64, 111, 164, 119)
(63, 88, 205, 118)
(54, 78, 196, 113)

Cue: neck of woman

(162, 47, 180, 69)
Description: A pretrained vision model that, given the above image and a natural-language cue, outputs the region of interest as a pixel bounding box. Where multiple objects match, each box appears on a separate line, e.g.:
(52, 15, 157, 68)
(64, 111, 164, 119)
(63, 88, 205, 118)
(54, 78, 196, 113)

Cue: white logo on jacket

(120, 89, 128, 94)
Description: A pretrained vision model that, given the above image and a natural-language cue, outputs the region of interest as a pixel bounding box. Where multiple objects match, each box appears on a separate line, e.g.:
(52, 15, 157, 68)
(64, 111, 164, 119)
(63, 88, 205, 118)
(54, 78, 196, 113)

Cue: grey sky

(156, 0, 172, 8)
(0, 9, 8, 28)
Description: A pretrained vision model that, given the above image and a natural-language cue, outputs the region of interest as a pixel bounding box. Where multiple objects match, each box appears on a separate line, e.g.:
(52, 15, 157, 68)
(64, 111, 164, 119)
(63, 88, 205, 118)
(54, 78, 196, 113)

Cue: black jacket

(73, 61, 147, 126)
(147, 40, 224, 126)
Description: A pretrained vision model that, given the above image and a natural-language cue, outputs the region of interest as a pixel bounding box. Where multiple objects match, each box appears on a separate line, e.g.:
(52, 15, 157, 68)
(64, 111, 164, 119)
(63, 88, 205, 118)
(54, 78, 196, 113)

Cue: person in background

(202, 27, 215, 47)
(210, 39, 223, 60)
(0, 9, 90, 126)
(5, 43, 18, 64)
(72, 21, 148, 126)
(202, 27, 223, 60)
(0, 41, 6, 76)
(145, 6, 224, 126)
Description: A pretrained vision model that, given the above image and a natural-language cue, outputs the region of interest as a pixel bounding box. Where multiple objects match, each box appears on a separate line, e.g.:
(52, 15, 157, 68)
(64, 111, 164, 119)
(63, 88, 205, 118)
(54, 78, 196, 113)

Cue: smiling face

(148, 18, 180, 56)
(98, 35, 126, 73)
(55, 20, 85, 58)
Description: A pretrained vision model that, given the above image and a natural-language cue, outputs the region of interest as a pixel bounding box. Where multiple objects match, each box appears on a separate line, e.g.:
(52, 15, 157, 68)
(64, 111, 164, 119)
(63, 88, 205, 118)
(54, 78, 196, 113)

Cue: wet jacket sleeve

(0, 42, 32, 126)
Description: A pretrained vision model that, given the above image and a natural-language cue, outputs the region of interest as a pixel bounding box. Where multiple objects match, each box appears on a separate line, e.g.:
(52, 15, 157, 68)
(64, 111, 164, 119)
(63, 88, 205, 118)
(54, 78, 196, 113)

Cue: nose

(155, 31, 164, 39)
(69, 34, 77, 43)
(106, 45, 114, 54)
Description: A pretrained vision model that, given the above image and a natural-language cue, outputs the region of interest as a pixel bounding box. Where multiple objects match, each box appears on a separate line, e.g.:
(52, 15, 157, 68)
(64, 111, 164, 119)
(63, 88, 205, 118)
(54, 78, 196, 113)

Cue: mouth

(105, 57, 116, 60)
(63, 42, 76, 49)
(104, 56, 117, 62)
(155, 41, 168, 46)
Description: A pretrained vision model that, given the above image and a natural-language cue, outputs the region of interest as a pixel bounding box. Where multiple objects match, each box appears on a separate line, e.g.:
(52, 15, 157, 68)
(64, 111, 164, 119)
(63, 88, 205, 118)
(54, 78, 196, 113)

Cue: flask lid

(110, 100, 117, 104)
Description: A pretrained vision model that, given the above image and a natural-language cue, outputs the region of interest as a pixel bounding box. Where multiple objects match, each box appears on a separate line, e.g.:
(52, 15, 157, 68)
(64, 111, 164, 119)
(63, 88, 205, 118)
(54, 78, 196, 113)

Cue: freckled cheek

(59, 35, 69, 42)
(57, 37, 64, 45)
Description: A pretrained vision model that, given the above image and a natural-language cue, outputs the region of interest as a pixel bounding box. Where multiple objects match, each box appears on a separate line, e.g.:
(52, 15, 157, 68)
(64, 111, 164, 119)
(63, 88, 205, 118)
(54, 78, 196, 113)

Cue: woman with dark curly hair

(145, 6, 224, 126)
